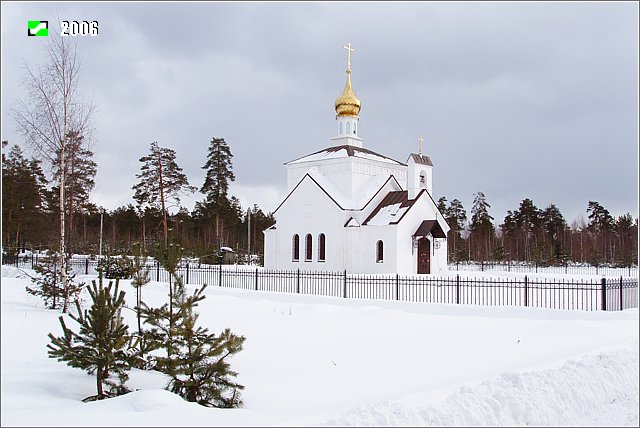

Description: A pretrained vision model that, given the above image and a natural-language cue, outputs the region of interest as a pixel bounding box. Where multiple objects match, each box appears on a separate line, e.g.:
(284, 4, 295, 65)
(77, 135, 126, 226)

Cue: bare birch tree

(12, 32, 95, 312)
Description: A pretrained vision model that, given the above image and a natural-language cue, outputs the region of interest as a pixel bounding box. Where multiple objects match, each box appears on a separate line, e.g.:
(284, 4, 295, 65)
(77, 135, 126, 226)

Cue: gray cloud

(2, 1, 637, 225)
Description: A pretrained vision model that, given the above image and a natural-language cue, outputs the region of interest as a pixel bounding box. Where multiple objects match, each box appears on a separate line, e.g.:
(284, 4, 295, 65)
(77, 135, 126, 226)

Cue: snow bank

(1, 265, 30, 278)
(2, 271, 637, 426)
(323, 343, 639, 426)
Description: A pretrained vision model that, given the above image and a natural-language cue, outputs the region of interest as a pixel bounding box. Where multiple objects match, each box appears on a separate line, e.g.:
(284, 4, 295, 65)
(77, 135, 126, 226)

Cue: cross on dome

(335, 42, 361, 117)
(344, 42, 355, 73)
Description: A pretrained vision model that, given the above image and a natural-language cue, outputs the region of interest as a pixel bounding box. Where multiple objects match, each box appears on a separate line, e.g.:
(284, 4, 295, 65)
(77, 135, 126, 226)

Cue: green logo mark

(28, 20, 49, 37)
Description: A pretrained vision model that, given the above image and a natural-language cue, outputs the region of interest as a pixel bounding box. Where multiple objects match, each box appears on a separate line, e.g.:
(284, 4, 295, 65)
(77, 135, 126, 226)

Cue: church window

(292, 234, 300, 261)
(318, 233, 326, 262)
(353, 122, 357, 134)
(376, 240, 384, 263)
(346, 122, 351, 134)
(339, 122, 343, 135)
(305, 234, 313, 261)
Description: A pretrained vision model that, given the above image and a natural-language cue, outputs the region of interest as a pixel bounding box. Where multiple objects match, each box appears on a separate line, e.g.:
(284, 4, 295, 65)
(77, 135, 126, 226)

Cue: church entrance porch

(417, 237, 430, 274)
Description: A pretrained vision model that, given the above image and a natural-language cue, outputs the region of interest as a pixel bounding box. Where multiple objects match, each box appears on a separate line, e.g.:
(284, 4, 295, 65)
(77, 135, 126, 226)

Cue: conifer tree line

(437, 193, 638, 267)
(2, 138, 275, 263)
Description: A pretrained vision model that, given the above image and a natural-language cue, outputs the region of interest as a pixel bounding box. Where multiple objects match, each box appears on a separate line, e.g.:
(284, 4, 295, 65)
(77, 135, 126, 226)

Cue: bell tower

(407, 136, 433, 199)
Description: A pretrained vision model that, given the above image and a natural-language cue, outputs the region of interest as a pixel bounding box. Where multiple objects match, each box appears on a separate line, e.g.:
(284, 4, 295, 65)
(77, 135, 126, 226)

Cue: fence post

(619, 276, 623, 311)
(156, 261, 160, 282)
(85, 258, 89, 275)
(524, 275, 528, 307)
(396, 274, 399, 301)
(601, 277, 607, 311)
(255, 268, 259, 291)
(296, 269, 300, 294)
(481, 261, 484, 272)
(456, 274, 460, 304)
(343, 270, 347, 298)
(31, 253, 34, 269)
(218, 265, 222, 287)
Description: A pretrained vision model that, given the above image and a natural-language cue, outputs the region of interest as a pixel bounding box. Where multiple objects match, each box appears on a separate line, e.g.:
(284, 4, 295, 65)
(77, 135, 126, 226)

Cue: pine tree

(2, 143, 49, 248)
(154, 242, 183, 354)
(201, 137, 236, 247)
(586, 201, 615, 264)
(27, 252, 85, 311)
(47, 276, 139, 401)
(541, 204, 567, 263)
(130, 242, 151, 341)
(469, 192, 495, 261)
(133, 142, 196, 247)
(513, 198, 542, 263)
(142, 278, 245, 408)
(445, 198, 467, 262)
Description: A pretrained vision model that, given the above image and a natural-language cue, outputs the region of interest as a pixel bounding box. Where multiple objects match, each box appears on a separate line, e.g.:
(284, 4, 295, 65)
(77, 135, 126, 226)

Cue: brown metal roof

(413, 220, 447, 238)
(408, 153, 434, 166)
(362, 190, 418, 225)
(286, 145, 406, 166)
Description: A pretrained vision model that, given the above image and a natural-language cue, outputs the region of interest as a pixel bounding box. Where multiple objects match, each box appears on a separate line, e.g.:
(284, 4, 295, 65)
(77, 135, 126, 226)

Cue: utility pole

(247, 208, 251, 265)
(99, 211, 104, 260)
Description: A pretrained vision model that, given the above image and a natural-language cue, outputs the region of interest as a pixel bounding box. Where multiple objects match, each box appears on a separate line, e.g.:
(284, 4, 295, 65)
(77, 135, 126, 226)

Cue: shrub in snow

(141, 277, 246, 408)
(97, 254, 133, 279)
(47, 276, 141, 402)
(26, 253, 85, 312)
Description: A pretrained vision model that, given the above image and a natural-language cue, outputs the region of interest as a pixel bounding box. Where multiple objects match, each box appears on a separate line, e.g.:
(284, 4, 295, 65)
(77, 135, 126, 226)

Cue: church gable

(272, 172, 344, 216)
(362, 188, 450, 233)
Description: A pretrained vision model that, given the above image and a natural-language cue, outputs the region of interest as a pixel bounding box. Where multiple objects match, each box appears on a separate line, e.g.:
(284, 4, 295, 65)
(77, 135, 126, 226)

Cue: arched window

(305, 234, 313, 261)
(346, 121, 351, 135)
(419, 170, 426, 188)
(292, 234, 300, 261)
(339, 122, 343, 135)
(353, 122, 357, 135)
(376, 240, 384, 263)
(318, 233, 326, 262)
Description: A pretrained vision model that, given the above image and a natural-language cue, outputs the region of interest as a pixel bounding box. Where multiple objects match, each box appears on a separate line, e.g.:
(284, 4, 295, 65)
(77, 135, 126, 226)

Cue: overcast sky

(2, 1, 638, 226)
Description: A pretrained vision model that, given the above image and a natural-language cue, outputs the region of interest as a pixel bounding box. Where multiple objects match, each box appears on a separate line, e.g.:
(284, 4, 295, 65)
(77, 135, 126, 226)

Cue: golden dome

(335, 71, 361, 117)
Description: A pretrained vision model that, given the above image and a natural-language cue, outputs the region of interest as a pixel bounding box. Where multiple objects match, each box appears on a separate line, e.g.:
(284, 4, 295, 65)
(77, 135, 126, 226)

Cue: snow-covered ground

(1, 265, 638, 426)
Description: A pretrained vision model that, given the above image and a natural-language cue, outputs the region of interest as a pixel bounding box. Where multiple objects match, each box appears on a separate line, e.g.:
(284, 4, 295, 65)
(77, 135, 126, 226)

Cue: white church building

(263, 44, 449, 274)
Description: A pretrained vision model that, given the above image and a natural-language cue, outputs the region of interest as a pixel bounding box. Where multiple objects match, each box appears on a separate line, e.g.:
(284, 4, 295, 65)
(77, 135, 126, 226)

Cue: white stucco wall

(265, 176, 348, 271)
(347, 225, 398, 274)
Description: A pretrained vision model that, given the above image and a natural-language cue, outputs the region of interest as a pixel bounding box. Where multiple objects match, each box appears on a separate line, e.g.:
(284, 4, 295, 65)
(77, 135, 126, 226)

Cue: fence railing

(449, 261, 638, 277)
(3, 256, 638, 312)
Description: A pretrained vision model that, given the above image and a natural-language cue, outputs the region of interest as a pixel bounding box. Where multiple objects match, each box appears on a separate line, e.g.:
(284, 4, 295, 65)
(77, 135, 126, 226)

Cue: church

(263, 44, 449, 274)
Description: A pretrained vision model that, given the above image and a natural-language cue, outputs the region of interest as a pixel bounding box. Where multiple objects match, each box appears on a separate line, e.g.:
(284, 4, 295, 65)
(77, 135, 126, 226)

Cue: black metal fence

(451, 261, 638, 277)
(4, 255, 638, 312)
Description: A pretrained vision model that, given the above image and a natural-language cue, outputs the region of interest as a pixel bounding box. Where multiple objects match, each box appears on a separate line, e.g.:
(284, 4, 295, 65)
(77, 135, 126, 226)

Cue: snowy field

(1, 265, 638, 426)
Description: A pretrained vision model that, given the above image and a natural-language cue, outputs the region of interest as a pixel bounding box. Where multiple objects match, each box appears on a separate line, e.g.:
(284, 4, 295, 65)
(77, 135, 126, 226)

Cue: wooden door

(417, 237, 430, 274)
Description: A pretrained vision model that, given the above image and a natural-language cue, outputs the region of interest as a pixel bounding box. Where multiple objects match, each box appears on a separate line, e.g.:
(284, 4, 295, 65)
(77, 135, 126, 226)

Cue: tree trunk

(158, 156, 168, 247)
(96, 363, 104, 398)
(168, 274, 173, 357)
(60, 138, 68, 313)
